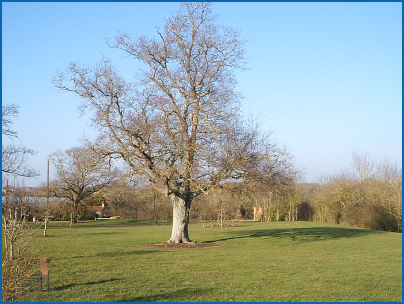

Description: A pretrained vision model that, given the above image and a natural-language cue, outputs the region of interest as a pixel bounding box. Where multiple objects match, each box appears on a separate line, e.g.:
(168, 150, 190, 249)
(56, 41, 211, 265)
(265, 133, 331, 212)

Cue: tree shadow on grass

(79, 231, 125, 236)
(209, 226, 381, 244)
(96, 249, 157, 258)
(57, 249, 157, 260)
(55, 278, 119, 291)
(119, 287, 213, 302)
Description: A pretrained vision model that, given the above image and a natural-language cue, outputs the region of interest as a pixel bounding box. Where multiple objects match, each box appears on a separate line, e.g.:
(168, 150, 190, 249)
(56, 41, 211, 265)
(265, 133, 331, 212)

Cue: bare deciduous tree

(2, 183, 39, 301)
(2, 104, 40, 301)
(2, 104, 39, 178)
(53, 2, 296, 243)
(49, 145, 118, 228)
(373, 159, 402, 232)
(2, 145, 38, 178)
(351, 151, 374, 182)
(2, 104, 19, 139)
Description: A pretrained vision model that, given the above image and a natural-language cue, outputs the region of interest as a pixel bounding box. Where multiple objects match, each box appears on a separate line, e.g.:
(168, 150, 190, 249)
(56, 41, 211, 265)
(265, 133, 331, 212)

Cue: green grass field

(21, 220, 401, 302)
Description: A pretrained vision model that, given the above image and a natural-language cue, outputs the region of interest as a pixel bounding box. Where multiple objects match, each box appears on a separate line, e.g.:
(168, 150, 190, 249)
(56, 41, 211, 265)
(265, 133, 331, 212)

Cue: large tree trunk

(168, 194, 192, 243)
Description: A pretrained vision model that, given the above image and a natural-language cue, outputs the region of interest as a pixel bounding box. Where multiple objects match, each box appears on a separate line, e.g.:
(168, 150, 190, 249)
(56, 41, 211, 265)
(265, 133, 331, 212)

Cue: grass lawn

(21, 220, 401, 302)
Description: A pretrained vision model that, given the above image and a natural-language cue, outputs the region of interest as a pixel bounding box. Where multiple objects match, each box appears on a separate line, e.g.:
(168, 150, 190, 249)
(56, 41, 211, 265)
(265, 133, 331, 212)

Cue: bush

(2, 258, 36, 301)
(2, 191, 40, 301)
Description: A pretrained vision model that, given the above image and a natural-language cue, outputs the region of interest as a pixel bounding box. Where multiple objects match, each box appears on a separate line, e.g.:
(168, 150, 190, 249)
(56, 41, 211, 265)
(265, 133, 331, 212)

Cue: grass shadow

(95, 249, 157, 258)
(55, 278, 119, 291)
(57, 249, 157, 260)
(209, 226, 381, 244)
(119, 287, 213, 302)
(79, 231, 125, 236)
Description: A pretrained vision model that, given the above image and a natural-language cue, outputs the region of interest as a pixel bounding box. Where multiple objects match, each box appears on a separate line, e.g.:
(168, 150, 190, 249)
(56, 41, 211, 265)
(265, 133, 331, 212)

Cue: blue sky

(2, 2, 402, 187)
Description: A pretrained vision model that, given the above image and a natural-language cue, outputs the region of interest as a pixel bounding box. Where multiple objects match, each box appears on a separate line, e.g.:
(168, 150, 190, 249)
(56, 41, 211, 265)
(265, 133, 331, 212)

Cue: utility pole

(44, 159, 50, 237)
(47, 159, 50, 206)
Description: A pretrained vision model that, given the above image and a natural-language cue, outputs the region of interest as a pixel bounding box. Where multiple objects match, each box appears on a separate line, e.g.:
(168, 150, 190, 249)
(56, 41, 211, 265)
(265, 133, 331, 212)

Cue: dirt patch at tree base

(138, 241, 224, 248)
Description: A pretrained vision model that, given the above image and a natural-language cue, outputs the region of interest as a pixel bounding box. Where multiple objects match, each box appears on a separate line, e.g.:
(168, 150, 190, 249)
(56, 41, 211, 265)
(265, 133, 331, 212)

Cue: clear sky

(2, 2, 402, 187)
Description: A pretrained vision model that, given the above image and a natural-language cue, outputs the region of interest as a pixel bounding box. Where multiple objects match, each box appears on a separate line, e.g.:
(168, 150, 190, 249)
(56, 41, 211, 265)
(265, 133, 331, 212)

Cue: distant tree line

(304, 152, 401, 232)
(18, 151, 400, 234)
